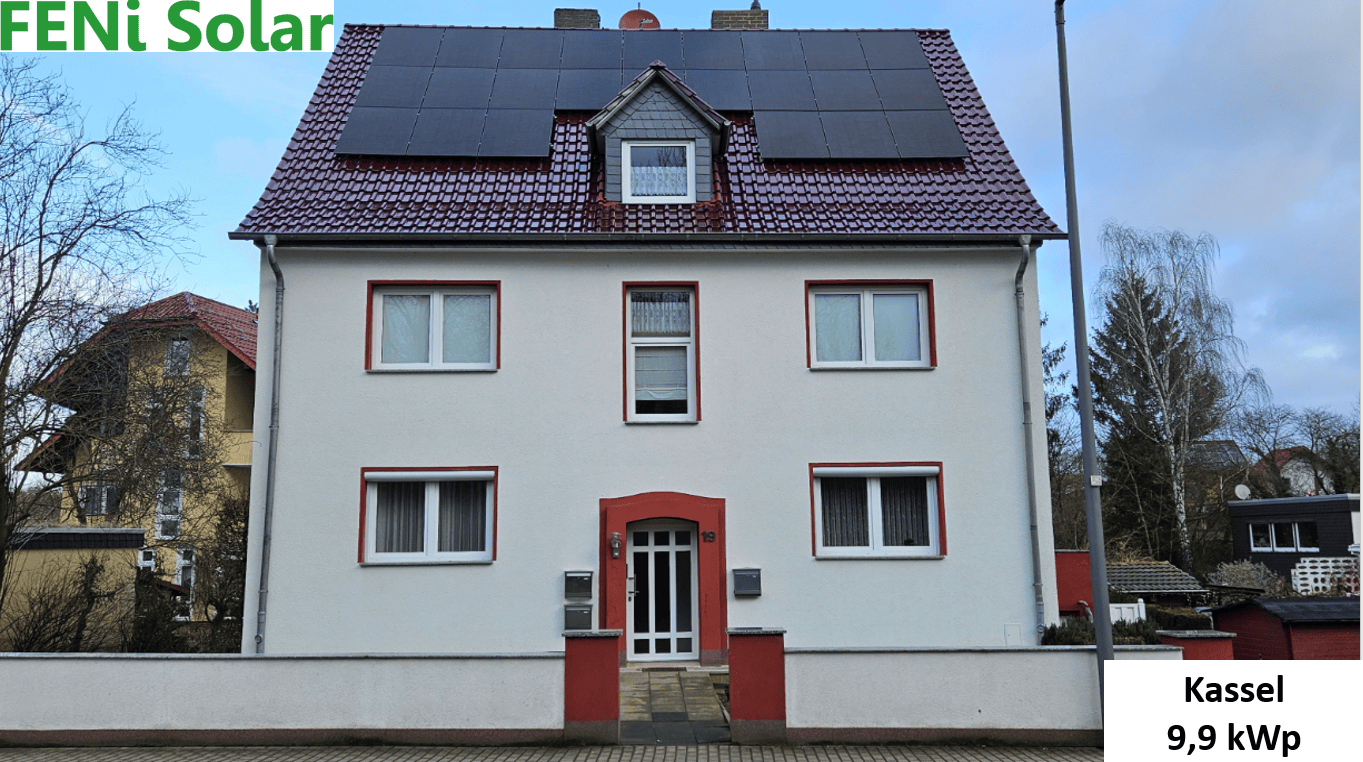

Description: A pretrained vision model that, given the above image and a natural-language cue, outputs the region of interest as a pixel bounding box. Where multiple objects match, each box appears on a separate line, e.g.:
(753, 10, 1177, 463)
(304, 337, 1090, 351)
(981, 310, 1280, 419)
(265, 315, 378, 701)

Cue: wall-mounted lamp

(610, 532, 622, 558)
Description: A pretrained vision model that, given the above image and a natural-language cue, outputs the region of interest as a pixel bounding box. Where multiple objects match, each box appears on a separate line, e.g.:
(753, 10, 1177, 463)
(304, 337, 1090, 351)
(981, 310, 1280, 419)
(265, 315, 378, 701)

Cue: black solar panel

(334, 107, 417, 155)
(739, 31, 804, 70)
(820, 111, 898, 158)
(622, 32, 683, 72)
(556, 69, 625, 110)
(436, 28, 504, 68)
(681, 31, 745, 70)
(488, 69, 560, 109)
(681, 70, 751, 111)
(407, 109, 487, 156)
(422, 68, 495, 109)
(871, 69, 948, 110)
(562, 29, 622, 69)
(809, 70, 881, 111)
(858, 31, 929, 70)
(885, 110, 968, 159)
(753, 111, 829, 159)
(479, 109, 555, 157)
(749, 71, 816, 111)
(372, 27, 443, 67)
(799, 32, 867, 70)
(353, 65, 432, 108)
(497, 29, 564, 68)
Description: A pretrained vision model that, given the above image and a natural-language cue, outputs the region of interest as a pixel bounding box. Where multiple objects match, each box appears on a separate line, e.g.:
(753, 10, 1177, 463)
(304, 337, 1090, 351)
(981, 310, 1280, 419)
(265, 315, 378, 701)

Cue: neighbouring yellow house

(11, 293, 256, 636)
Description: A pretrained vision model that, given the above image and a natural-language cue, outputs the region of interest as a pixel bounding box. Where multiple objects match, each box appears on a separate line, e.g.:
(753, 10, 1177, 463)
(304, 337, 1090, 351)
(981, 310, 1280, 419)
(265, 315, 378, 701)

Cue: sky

(16, 0, 1361, 416)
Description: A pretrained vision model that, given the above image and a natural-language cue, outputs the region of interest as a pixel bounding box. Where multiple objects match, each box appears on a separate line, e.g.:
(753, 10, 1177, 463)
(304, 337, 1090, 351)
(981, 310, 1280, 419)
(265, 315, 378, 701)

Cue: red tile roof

(233, 24, 1061, 239)
(116, 292, 258, 368)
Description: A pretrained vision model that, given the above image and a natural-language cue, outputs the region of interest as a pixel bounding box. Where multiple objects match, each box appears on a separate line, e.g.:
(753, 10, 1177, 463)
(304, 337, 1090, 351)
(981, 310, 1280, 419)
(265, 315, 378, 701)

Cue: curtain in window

(880, 476, 930, 547)
(376, 482, 424, 553)
(443, 294, 492, 364)
(821, 477, 869, 546)
(635, 346, 688, 401)
(630, 146, 688, 197)
(631, 292, 690, 336)
(872, 293, 921, 361)
(438, 481, 487, 552)
(382, 295, 430, 363)
(814, 294, 862, 361)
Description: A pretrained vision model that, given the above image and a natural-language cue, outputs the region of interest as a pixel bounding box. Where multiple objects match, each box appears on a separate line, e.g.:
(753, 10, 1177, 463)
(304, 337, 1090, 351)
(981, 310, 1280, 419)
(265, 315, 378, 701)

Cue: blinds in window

(376, 482, 424, 553)
(820, 477, 870, 547)
(880, 476, 930, 546)
(635, 346, 688, 401)
(438, 481, 487, 552)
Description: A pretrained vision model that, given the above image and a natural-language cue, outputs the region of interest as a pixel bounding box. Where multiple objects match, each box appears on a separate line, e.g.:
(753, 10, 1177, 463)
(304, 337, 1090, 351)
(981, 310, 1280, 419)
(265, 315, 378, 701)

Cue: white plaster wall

(786, 646, 1181, 730)
(243, 244, 1058, 654)
(0, 653, 562, 730)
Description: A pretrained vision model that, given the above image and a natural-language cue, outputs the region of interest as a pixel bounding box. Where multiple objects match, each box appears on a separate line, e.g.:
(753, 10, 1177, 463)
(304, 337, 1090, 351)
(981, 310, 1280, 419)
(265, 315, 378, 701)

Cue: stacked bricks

(711, 10, 769, 29)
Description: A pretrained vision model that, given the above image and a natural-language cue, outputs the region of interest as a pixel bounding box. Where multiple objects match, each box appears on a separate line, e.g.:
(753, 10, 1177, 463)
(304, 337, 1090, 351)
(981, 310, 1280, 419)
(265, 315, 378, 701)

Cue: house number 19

(701, 531, 716, 542)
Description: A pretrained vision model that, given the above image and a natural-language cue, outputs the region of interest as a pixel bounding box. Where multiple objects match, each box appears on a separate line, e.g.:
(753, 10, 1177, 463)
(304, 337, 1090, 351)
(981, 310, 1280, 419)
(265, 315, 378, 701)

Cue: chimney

(554, 8, 601, 28)
(711, 2, 768, 29)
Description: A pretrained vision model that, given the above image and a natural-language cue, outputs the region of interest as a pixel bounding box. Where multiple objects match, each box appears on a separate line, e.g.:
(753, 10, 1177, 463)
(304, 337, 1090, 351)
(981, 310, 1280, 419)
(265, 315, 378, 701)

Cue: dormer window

(623, 141, 695, 204)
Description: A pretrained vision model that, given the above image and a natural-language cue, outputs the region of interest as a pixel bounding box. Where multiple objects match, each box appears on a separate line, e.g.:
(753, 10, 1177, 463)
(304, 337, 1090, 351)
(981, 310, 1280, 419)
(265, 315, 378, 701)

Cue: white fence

(1291, 557, 1359, 594)
(1110, 598, 1147, 623)
(0, 652, 563, 745)
(785, 646, 1180, 743)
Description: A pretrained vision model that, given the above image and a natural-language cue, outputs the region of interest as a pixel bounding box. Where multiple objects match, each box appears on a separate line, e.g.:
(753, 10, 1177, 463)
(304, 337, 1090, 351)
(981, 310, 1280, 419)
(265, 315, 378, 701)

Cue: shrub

(1041, 616, 1162, 645)
(1146, 604, 1212, 630)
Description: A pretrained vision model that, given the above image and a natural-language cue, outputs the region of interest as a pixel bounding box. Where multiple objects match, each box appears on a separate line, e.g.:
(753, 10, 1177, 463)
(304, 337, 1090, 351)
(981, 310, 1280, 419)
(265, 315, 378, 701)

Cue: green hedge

(1041, 616, 1163, 645)
(1146, 604, 1213, 630)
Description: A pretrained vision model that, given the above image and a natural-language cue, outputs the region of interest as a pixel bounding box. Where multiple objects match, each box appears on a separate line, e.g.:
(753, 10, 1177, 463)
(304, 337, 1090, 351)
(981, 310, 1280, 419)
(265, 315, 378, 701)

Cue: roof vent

(711, 6, 769, 29)
(619, 8, 660, 29)
(554, 8, 601, 28)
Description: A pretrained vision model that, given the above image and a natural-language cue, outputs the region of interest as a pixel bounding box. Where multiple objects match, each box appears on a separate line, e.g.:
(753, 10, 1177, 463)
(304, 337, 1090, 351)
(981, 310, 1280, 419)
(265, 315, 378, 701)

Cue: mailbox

(733, 568, 761, 597)
(564, 571, 593, 600)
(564, 604, 593, 631)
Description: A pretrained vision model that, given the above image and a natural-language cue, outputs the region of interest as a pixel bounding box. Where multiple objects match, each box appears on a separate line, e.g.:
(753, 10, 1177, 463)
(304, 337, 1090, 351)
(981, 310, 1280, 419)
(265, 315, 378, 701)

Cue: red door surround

(600, 492, 728, 665)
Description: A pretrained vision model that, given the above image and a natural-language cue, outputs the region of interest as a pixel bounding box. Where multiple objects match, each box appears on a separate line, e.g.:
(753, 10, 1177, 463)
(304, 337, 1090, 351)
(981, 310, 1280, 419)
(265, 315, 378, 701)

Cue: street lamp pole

(1054, 0, 1115, 714)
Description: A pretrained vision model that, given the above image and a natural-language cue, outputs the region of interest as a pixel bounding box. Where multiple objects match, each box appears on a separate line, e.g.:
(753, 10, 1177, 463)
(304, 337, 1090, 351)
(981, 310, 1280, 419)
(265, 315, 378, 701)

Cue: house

(1210, 597, 1359, 660)
(16, 293, 257, 626)
(229, 6, 1066, 666)
(1228, 493, 1360, 593)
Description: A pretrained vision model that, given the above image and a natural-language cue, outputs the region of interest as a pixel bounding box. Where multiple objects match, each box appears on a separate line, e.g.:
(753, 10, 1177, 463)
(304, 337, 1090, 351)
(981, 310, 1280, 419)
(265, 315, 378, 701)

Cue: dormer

(587, 63, 731, 204)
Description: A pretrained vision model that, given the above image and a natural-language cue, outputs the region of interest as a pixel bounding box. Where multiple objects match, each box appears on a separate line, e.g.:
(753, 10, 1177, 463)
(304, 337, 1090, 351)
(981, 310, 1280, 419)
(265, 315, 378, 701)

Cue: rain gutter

(1013, 235, 1047, 641)
(253, 234, 284, 654)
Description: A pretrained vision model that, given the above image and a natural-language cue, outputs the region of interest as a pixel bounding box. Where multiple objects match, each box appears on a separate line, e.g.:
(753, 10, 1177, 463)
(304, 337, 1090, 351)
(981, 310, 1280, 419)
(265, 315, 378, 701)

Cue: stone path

(619, 668, 730, 744)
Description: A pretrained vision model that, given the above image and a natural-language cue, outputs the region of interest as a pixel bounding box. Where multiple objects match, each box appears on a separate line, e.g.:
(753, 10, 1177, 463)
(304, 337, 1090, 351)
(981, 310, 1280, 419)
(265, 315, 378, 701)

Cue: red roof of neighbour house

(115, 292, 258, 369)
(232, 24, 1062, 239)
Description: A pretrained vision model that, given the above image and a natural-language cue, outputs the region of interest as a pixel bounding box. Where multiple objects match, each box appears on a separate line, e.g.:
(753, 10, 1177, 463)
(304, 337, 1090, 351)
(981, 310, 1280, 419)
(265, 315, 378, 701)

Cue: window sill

(625, 420, 700, 425)
(360, 560, 494, 567)
(366, 368, 497, 374)
(808, 365, 935, 371)
(814, 554, 944, 560)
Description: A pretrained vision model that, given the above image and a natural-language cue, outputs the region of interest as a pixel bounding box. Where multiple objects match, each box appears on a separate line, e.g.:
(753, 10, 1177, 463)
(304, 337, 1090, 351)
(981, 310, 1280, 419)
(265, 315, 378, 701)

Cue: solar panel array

(334, 27, 967, 160)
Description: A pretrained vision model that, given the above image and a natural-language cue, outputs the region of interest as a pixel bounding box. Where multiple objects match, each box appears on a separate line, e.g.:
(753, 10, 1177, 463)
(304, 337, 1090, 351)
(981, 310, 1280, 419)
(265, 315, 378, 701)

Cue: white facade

(242, 243, 1059, 656)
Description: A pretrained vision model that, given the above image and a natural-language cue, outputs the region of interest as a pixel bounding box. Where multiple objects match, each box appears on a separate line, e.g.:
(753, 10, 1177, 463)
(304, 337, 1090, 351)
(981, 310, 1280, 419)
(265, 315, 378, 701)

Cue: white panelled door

(626, 520, 699, 661)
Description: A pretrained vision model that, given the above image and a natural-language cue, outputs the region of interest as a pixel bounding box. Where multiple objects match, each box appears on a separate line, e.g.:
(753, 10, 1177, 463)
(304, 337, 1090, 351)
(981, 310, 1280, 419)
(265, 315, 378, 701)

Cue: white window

(137, 548, 158, 571)
(79, 482, 119, 516)
(185, 387, 205, 458)
(623, 141, 696, 204)
(1250, 521, 1318, 552)
(364, 470, 495, 563)
(808, 284, 932, 368)
(164, 335, 191, 376)
(812, 465, 941, 557)
(155, 467, 183, 540)
(626, 286, 697, 422)
(371, 285, 497, 370)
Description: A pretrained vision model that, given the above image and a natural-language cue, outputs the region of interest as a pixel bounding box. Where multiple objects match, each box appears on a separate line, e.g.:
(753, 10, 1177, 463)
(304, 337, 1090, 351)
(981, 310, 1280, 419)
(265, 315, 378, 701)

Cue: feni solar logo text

(1, 1, 334, 52)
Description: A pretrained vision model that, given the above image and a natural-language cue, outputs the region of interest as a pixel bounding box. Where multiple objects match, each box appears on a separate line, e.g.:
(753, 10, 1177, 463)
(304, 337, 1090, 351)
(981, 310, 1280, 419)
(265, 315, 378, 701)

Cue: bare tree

(1042, 318, 1086, 549)
(1, 57, 192, 628)
(1090, 223, 1264, 568)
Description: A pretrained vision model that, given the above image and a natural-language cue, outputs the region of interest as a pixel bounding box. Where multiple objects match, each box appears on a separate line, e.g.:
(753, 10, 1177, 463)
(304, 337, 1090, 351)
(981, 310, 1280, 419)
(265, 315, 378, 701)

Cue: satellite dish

(1234, 484, 1251, 500)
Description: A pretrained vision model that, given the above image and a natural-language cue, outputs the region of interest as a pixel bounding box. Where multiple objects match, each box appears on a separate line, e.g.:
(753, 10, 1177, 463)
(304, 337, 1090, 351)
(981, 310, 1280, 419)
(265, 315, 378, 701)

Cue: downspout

(254, 234, 283, 654)
(1014, 235, 1047, 641)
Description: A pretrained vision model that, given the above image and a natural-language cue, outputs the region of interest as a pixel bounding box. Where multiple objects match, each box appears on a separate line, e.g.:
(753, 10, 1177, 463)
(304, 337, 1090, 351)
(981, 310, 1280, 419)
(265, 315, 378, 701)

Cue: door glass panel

(676, 550, 692, 632)
(654, 550, 671, 634)
(654, 531, 671, 546)
(675, 530, 691, 545)
(633, 551, 650, 634)
(655, 638, 672, 653)
(678, 637, 692, 653)
(634, 639, 649, 654)
(634, 531, 649, 546)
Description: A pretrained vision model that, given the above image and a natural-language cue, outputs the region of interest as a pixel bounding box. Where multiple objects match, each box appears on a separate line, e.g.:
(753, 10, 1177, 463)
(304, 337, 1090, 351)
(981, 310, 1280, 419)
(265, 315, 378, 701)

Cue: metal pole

(1054, 0, 1114, 715)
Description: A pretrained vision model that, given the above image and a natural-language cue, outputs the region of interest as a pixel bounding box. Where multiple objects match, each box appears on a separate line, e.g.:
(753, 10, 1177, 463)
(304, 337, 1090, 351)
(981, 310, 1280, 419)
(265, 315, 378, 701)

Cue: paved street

(0, 747, 1103, 762)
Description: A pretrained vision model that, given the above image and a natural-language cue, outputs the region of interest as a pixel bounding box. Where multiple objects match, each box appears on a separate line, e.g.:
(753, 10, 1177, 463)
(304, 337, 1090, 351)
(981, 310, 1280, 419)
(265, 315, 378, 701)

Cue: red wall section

(1216, 608, 1292, 660)
(728, 632, 786, 722)
(564, 634, 621, 721)
(1289, 625, 1361, 660)
(1160, 633, 1235, 660)
(1055, 551, 1093, 617)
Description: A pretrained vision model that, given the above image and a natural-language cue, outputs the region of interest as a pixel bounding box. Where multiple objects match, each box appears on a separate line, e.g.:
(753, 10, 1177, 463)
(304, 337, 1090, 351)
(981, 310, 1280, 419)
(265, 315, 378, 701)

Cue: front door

(627, 520, 699, 661)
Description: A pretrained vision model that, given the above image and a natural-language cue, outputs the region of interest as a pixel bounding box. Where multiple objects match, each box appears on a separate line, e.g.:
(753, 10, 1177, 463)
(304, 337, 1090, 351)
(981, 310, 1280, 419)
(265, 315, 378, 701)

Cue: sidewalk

(0, 747, 1103, 762)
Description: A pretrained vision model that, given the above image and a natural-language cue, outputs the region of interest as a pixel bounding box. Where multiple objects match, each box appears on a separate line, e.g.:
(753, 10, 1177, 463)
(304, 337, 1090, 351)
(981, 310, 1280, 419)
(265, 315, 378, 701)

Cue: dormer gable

(588, 63, 730, 203)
